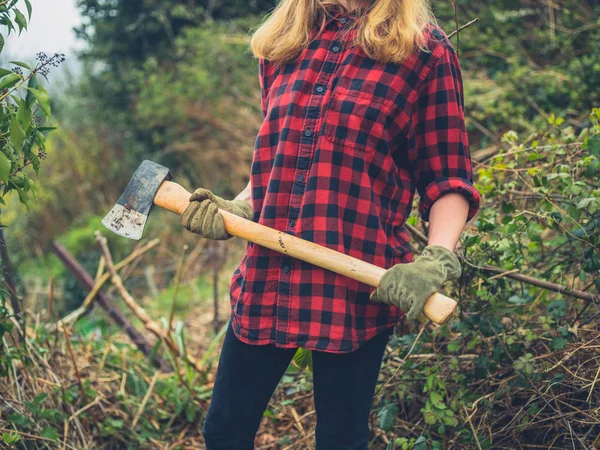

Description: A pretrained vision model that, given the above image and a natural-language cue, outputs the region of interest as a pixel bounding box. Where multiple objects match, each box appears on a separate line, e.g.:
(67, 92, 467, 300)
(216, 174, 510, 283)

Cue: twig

(462, 405, 483, 450)
(169, 245, 188, 331)
(449, 0, 460, 56)
(379, 324, 427, 392)
(48, 277, 55, 322)
(448, 18, 480, 39)
(131, 372, 160, 429)
(586, 360, 600, 404)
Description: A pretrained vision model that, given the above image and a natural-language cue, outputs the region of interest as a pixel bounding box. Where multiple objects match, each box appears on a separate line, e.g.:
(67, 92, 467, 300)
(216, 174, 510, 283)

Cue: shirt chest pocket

(323, 86, 395, 152)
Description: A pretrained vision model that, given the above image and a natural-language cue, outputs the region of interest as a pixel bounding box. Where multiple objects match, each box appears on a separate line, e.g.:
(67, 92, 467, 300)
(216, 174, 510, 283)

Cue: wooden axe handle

(154, 180, 457, 324)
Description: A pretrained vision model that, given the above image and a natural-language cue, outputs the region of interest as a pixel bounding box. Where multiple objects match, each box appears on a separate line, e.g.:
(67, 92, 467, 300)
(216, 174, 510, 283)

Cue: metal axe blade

(101, 160, 172, 240)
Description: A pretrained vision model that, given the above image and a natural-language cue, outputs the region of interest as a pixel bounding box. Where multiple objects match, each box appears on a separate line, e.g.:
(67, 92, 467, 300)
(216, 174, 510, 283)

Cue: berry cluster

(35, 52, 66, 76)
(11, 67, 23, 76)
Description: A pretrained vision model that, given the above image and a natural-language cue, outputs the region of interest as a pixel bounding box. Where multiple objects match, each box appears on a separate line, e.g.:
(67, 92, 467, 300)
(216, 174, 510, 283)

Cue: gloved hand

(180, 188, 254, 240)
(370, 245, 461, 320)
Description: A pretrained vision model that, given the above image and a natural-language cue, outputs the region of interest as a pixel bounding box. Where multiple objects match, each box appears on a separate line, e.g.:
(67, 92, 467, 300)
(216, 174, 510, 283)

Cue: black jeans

(202, 319, 393, 450)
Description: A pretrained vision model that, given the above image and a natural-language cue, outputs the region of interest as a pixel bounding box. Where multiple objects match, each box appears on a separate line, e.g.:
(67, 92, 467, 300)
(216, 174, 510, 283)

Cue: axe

(102, 160, 457, 324)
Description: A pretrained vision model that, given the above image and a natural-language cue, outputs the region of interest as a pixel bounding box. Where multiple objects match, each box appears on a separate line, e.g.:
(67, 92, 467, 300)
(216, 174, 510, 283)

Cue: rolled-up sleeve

(409, 38, 481, 222)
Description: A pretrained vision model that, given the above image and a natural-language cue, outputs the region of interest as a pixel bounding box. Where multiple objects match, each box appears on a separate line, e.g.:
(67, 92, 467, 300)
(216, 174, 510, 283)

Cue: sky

(3, 0, 83, 83)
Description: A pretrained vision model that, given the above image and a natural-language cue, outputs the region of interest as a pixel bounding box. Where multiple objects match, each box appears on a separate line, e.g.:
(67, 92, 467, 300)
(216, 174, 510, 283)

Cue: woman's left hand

(370, 245, 462, 320)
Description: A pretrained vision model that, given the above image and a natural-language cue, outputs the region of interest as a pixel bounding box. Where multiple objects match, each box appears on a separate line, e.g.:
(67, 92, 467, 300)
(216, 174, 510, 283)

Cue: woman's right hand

(180, 188, 254, 240)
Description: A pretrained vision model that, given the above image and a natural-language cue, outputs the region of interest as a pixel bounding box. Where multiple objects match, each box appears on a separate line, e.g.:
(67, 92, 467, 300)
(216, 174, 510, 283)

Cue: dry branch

(51, 242, 171, 372)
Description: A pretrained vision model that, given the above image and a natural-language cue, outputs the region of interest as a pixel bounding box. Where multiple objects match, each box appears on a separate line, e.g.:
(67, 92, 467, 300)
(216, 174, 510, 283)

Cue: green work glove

(370, 245, 461, 320)
(180, 188, 254, 240)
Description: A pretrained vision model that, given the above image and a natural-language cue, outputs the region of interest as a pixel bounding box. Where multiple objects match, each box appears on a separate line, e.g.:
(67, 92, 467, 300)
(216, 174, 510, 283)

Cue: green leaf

(26, 87, 50, 117)
(430, 392, 446, 409)
(442, 416, 459, 427)
(15, 185, 30, 210)
(508, 294, 530, 305)
(9, 60, 31, 70)
(0, 14, 14, 35)
(2, 432, 20, 445)
(0, 73, 21, 91)
(37, 126, 57, 135)
(25, 74, 38, 108)
(588, 136, 600, 157)
(13, 9, 27, 34)
(16, 99, 31, 131)
(423, 410, 436, 425)
(577, 197, 595, 209)
(551, 337, 568, 351)
(24, 0, 32, 19)
(9, 114, 25, 150)
(0, 152, 11, 183)
(0, 68, 13, 78)
(40, 427, 58, 441)
(105, 417, 124, 430)
(31, 392, 48, 407)
(292, 348, 313, 372)
(377, 403, 399, 432)
(0, 33, 4, 53)
(7, 413, 32, 427)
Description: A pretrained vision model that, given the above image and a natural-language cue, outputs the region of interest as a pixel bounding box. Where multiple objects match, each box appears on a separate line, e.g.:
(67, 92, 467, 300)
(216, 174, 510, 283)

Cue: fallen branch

(95, 232, 204, 374)
(51, 242, 171, 372)
(56, 238, 160, 328)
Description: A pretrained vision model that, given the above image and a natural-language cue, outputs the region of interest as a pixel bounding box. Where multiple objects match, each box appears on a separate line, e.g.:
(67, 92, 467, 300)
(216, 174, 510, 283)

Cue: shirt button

(340, 18, 347, 24)
(315, 85, 325, 94)
(283, 266, 291, 274)
(331, 45, 341, 53)
(303, 129, 313, 137)
(289, 220, 296, 228)
(297, 174, 305, 183)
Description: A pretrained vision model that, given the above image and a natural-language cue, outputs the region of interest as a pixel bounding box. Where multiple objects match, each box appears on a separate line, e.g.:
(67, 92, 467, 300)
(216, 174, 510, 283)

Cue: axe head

(102, 160, 172, 240)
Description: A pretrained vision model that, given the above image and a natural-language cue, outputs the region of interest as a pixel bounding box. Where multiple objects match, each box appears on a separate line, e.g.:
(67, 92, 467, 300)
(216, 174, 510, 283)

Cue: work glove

(370, 245, 461, 321)
(180, 188, 254, 240)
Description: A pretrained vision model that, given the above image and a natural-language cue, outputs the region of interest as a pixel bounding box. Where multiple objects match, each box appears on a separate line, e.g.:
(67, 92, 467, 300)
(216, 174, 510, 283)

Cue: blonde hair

(251, 0, 436, 65)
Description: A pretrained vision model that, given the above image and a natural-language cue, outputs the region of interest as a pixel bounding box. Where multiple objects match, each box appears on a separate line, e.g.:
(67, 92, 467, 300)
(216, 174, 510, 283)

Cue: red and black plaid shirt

(230, 8, 481, 353)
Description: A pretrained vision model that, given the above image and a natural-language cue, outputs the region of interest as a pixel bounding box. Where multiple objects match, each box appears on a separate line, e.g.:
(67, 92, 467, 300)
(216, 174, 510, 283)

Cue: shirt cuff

(418, 177, 481, 222)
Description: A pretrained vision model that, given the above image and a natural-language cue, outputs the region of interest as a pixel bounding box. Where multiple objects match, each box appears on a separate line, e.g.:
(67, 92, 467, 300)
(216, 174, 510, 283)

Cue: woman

(180, 0, 481, 448)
